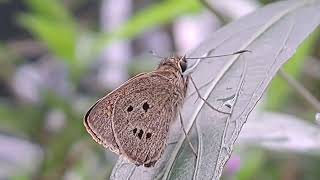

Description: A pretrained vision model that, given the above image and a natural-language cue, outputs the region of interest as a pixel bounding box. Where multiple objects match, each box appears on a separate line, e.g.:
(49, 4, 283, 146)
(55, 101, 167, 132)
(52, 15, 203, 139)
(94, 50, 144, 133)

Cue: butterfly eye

(179, 60, 187, 72)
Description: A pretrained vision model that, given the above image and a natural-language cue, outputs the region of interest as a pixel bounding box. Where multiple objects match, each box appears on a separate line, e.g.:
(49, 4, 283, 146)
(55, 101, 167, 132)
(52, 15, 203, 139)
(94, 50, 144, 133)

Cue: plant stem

(278, 69, 320, 112)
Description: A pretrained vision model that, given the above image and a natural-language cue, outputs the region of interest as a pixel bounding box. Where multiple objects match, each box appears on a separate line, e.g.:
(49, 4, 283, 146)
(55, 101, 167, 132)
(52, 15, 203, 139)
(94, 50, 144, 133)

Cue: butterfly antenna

(149, 50, 166, 59)
(186, 49, 251, 60)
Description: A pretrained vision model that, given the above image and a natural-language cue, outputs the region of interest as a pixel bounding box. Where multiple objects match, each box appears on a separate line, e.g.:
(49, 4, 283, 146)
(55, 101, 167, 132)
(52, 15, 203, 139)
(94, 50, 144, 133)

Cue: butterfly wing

(84, 73, 146, 154)
(84, 91, 121, 153)
(111, 73, 181, 167)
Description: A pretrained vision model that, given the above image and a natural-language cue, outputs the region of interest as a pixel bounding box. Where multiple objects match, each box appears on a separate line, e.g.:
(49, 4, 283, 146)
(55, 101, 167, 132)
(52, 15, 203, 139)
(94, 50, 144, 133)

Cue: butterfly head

(158, 55, 187, 74)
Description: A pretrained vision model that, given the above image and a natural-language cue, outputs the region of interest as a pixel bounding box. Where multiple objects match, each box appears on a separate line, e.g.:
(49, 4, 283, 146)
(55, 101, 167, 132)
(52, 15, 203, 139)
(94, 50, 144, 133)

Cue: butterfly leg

(179, 112, 197, 157)
(189, 76, 231, 115)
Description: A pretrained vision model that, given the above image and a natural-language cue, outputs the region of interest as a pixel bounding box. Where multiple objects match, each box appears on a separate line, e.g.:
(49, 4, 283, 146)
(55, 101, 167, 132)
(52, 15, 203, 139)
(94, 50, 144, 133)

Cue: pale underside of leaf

(239, 112, 320, 155)
(110, 0, 320, 180)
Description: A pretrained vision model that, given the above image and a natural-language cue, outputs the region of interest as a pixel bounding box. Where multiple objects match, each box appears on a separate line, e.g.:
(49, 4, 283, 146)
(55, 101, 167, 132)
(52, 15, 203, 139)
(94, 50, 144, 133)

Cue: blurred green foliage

(94, 0, 202, 54)
(19, 0, 79, 79)
(18, 0, 202, 80)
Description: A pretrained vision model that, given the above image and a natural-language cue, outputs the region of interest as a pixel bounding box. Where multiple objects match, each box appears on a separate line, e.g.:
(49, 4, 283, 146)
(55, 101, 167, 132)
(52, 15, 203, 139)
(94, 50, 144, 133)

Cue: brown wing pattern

(112, 73, 181, 167)
(84, 91, 121, 153)
(84, 71, 185, 166)
(83, 73, 146, 154)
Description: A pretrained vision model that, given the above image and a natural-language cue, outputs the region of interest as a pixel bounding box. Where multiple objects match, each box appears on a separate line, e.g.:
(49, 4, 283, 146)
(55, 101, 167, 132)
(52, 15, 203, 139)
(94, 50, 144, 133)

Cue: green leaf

(20, 0, 78, 65)
(24, 0, 72, 22)
(18, 14, 77, 63)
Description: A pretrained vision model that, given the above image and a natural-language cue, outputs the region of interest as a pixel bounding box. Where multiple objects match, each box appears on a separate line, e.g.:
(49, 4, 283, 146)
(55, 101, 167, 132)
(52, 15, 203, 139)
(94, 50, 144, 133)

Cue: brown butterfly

(84, 56, 188, 167)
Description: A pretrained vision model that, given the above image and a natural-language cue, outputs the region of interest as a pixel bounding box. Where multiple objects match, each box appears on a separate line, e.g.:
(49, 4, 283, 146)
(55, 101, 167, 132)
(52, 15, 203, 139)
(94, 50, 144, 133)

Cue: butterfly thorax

(156, 56, 188, 101)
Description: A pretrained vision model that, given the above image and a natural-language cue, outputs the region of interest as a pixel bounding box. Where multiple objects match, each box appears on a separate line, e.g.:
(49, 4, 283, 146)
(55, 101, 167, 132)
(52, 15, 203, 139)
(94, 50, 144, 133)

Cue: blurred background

(0, 0, 319, 179)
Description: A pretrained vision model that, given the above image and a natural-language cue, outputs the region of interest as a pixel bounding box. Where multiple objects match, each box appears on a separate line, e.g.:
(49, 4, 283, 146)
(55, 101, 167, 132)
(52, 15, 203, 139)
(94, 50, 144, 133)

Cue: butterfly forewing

(112, 74, 179, 166)
(84, 73, 147, 154)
